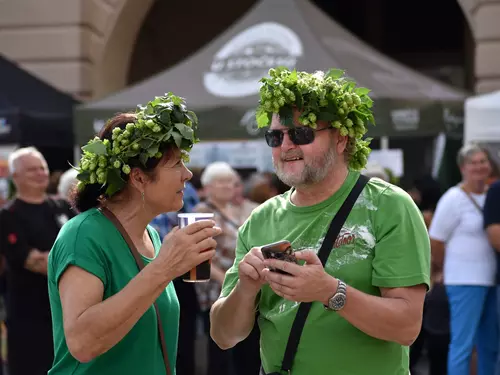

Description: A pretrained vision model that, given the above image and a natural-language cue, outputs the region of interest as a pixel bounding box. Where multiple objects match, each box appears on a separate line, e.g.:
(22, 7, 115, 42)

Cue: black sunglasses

(264, 127, 330, 147)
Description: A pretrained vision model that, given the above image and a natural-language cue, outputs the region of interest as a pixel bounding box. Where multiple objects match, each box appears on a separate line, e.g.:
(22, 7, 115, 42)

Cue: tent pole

(380, 136, 389, 150)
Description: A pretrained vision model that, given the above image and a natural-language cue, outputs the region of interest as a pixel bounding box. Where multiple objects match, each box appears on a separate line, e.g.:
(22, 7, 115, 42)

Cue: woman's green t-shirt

(48, 208, 179, 375)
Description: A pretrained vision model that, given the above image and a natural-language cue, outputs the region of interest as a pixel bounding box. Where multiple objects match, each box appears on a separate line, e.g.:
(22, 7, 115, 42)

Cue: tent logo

(391, 109, 420, 131)
(240, 109, 261, 136)
(0, 118, 11, 135)
(204, 22, 303, 98)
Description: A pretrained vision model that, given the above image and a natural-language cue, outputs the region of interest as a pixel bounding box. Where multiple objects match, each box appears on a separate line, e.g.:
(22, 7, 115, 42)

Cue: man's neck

(291, 166, 349, 207)
(16, 191, 47, 204)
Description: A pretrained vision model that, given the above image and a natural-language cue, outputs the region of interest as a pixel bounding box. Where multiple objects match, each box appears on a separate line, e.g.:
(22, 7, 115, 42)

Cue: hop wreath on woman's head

(75, 92, 200, 197)
(256, 67, 376, 170)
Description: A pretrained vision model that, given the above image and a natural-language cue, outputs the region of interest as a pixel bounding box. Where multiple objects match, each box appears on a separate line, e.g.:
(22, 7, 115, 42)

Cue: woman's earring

(141, 191, 145, 207)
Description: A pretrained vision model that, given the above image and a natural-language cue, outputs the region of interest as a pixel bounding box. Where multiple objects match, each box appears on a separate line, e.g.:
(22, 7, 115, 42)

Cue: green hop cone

(145, 119, 155, 129)
(352, 94, 361, 106)
(121, 139, 129, 146)
(112, 127, 121, 134)
(301, 118, 310, 126)
(89, 162, 97, 171)
(356, 117, 364, 127)
(340, 127, 349, 137)
(99, 160, 107, 168)
(103, 139, 110, 147)
(264, 91, 272, 99)
(132, 143, 140, 151)
(319, 99, 328, 107)
(278, 98, 285, 106)
(338, 108, 345, 116)
(90, 172, 97, 184)
(332, 120, 342, 129)
(345, 94, 353, 106)
(122, 165, 131, 175)
(113, 160, 121, 169)
(125, 123, 135, 131)
(97, 175, 106, 185)
(155, 152, 162, 159)
(284, 88, 292, 97)
(113, 147, 120, 155)
(308, 113, 317, 123)
(345, 118, 354, 128)
(81, 160, 90, 171)
(348, 128, 355, 138)
(273, 100, 279, 109)
(152, 125, 161, 133)
(122, 130, 131, 138)
(269, 68, 276, 77)
(264, 102, 272, 111)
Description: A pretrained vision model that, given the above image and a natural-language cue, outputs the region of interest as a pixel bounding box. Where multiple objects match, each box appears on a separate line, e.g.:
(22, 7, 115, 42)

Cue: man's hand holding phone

(237, 247, 268, 296)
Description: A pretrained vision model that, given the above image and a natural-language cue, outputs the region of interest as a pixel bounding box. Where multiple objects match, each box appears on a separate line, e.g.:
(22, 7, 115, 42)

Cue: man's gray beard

(273, 147, 336, 188)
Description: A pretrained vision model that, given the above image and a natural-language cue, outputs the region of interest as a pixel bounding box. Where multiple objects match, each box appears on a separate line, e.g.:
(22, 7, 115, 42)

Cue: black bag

(262, 174, 370, 375)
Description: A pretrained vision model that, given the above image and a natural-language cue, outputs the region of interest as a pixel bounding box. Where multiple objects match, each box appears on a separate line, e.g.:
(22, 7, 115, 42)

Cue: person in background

(150, 181, 200, 375)
(57, 168, 79, 202)
(0, 147, 75, 375)
(429, 144, 497, 375)
(483, 170, 500, 375)
(231, 174, 258, 225)
(193, 162, 240, 375)
(361, 161, 389, 182)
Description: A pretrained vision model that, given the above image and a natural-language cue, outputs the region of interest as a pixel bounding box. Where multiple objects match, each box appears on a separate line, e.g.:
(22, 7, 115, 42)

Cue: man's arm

(0, 209, 48, 274)
(484, 182, 500, 251)
(264, 252, 426, 346)
(210, 247, 266, 349)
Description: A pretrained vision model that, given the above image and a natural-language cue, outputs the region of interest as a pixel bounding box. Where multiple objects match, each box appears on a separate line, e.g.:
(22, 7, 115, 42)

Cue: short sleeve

(484, 182, 500, 227)
(49, 223, 109, 287)
(219, 225, 250, 298)
(371, 186, 431, 289)
(428, 189, 460, 242)
(0, 208, 32, 269)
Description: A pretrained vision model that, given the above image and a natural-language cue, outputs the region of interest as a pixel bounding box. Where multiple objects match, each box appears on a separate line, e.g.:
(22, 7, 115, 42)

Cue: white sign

(368, 149, 404, 177)
(204, 22, 303, 98)
(0, 118, 12, 136)
(187, 140, 273, 171)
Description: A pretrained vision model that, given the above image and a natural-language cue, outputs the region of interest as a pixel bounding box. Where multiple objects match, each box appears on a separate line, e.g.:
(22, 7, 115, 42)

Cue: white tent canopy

(464, 90, 500, 143)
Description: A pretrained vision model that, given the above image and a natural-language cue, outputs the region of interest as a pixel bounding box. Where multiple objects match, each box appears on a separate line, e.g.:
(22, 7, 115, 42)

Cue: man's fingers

(263, 268, 295, 285)
(239, 262, 260, 281)
(251, 247, 265, 261)
(294, 250, 321, 265)
(264, 259, 301, 275)
(269, 282, 295, 297)
(196, 237, 217, 252)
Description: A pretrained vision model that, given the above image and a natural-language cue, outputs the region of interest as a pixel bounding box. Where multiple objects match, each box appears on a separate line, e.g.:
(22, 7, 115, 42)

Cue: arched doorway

(127, 0, 257, 86)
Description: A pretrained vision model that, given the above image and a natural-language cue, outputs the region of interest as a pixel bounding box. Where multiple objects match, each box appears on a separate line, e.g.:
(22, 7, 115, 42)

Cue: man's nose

(281, 131, 296, 151)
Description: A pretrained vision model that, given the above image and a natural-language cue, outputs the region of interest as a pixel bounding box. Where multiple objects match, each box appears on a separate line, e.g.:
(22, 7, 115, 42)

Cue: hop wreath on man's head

(75, 92, 200, 197)
(256, 67, 376, 170)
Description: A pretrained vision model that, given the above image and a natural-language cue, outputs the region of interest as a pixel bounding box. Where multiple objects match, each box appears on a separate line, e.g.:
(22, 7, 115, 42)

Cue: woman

(47, 93, 221, 375)
(429, 144, 498, 375)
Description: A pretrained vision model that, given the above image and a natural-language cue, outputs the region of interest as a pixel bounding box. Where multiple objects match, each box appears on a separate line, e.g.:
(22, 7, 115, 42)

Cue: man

(210, 68, 430, 374)
(483, 179, 500, 375)
(0, 147, 74, 375)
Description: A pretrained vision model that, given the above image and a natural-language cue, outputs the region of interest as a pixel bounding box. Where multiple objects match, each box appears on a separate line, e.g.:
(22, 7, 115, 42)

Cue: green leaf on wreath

(172, 131, 182, 148)
(174, 123, 194, 140)
(159, 110, 171, 126)
(354, 87, 371, 96)
(139, 153, 149, 166)
(326, 69, 345, 80)
(105, 168, 126, 197)
(82, 141, 107, 156)
(256, 108, 271, 128)
(147, 144, 159, 157)
(76, 171, 90, 182)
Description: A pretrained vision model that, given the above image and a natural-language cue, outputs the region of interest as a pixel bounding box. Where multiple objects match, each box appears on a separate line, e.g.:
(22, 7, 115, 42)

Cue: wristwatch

(325, 279, 347, 311)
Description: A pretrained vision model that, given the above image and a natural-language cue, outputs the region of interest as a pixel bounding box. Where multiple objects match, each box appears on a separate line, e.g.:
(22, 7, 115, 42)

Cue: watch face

(329, 294, 346, 310)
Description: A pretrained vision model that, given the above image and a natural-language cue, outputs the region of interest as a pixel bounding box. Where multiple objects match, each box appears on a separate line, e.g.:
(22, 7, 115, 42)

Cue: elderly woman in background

(429, 143, 498, 375)
(231, 174, 258, 224)
(47, 94, 220, 375)
(193, 162, 240, 375)
(57, 168, 79, 202)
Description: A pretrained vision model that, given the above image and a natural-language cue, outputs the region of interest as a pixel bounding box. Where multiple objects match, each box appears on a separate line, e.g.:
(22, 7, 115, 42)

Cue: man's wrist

(235, 280, 261, 303)
(320, 275, 339, 306)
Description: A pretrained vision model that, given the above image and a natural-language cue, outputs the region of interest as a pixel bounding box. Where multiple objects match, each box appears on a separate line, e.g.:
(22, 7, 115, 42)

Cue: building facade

(0, 0, 498, 100)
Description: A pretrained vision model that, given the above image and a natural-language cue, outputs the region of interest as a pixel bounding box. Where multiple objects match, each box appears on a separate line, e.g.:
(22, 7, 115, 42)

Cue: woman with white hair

(194, 161, 241, 375)
(57, 168, 79, 202)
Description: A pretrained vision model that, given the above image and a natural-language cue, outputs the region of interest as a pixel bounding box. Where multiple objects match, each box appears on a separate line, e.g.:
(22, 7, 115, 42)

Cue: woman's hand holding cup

(156, 218, 221, 281)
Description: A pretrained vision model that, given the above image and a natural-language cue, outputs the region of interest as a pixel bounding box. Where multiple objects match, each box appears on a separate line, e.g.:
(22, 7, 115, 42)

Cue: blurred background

(0, 1, 499, 374)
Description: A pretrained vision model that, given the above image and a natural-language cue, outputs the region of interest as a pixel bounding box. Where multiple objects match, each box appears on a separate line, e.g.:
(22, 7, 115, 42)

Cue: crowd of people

(0, 68, 497, 375)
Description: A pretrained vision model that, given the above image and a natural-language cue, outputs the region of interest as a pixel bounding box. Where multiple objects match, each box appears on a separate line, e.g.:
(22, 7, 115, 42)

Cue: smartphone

(261, 240, 297, 275)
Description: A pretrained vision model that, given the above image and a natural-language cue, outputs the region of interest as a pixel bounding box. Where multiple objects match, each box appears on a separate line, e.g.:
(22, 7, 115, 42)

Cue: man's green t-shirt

(221, 171, 430, 375)
(47, 208, 179, 375)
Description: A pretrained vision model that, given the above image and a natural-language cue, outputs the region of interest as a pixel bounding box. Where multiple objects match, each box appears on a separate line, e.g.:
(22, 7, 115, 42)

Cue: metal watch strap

(324, 279, 347, 310)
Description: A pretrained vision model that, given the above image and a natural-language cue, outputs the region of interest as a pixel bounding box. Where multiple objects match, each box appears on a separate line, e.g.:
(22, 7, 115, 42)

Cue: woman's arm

(60, 262, 173, 363)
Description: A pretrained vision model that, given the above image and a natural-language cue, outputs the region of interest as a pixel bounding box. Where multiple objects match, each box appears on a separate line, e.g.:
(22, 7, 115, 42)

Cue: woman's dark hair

(71, 113, 173, 212)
